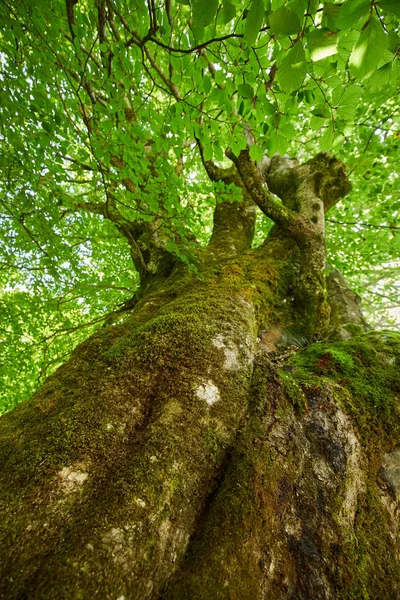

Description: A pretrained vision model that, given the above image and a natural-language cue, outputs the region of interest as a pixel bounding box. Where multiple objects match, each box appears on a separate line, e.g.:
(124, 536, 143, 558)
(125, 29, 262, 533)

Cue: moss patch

(289, 331, 400, 444)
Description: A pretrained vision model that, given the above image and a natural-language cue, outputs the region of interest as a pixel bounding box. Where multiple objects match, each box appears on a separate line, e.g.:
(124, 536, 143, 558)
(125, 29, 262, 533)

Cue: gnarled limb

(196, 140, 257, 257)
(225, 147, 295, 229)
(226, 147, 352, 339)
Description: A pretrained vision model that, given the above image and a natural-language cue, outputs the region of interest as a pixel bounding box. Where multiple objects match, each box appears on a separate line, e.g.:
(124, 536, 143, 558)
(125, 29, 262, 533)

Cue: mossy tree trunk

(1, 152, 400, 599)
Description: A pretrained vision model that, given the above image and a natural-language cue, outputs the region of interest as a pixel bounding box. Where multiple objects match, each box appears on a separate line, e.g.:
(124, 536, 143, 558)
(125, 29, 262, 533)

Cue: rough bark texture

(1, 152, 399, 599)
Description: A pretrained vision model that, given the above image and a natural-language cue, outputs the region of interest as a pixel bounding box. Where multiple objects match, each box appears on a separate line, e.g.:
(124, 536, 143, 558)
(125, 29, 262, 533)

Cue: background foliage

(0, 0, 399, 413)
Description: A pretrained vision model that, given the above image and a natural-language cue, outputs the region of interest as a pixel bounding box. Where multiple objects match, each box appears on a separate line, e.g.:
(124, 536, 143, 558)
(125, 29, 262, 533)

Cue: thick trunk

(1, 153, 399, 598)
(1, 247, 400, 599)
(0, 239, 289, 599)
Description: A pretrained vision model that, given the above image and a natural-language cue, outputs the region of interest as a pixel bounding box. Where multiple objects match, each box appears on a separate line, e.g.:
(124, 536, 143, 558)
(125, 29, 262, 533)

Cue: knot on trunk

(305, 153, 352, 213)
(263, 154, 299, 200)
(327, 268, 371, 339)
(262, 152, 351, 218)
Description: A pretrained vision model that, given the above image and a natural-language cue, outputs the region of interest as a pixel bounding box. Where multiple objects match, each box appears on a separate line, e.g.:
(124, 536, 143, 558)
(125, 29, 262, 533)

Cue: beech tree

(1, 0, 400, 597)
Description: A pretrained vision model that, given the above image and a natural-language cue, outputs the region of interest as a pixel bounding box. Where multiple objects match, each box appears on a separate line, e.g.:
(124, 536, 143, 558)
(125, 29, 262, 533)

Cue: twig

(326, 218, 400, 231)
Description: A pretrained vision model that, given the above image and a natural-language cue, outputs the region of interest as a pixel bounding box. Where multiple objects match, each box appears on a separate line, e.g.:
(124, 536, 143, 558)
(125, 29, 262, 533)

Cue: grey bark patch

(380, 447, 400, 500)
(195, 380, 221, 405)
(57, 465, 89, 492)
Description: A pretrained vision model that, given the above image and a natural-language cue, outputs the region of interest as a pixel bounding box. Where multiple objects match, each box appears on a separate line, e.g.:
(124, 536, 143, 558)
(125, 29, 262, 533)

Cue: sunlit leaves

(244, 0, 265, 45)
(336, 0, 370, 31)
(307, 30, 339, 62)
(349, 18, 388, 79)
(334, 85, 362, 120)
(369, 62, 392, 91)
(276, 43, 307, 93)
(319, 124, 336, 152)
(269, 6, 301, 36)
(322, 2, 340, 30)
(192, 0, 219, 27)
(249, 144, 265, 162)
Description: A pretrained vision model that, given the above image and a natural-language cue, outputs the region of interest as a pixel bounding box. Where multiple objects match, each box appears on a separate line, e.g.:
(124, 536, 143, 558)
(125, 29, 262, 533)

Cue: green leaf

(311, 105, 330, 118)
(249, 144, 265, 162)
(214, 70, 225, 85)
(277, 43, 307, 93)
(218, 0, 236, 24)
(275, 131, 288, 154)
(238, 83, 254, 99)
(379, 0, 400, 18)
(287, 0, 308, 21)
(319, 124, 335, 151)
(269, 7, 301, 36)
(244, 0, 265, 46)
(387, 31, 400, 54)
(369, 62, 392, 92)
(193, 0, 218, 27)
(310, 115, 326, 130)
(336, 0, 370, 30)
(349, 17, 387, 79)
(307, 29, 339, 61)
(203, 76, 212, 94)
(271, 0, 285, 9)
(203, 144, 213, 161)
(335, 85, 362, 120)
(322, 1, 340, 29)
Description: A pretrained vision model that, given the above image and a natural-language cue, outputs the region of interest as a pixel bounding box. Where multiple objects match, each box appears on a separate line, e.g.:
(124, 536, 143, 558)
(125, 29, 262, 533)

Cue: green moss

(203, 428, 226, 463)
(278, 369, 308, 413)
(283, 330, 400, 595)
(343, 323, 364, 337)
(343, 484, 400, 599)
(294, 337, 399, 446)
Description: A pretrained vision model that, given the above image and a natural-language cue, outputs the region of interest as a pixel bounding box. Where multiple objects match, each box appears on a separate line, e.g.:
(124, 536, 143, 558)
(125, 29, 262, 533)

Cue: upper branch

(65, 0, 78, 40)
(196, 138, 234, 182)
(196, 142, 257, 255)
(225, 147, 295, 229)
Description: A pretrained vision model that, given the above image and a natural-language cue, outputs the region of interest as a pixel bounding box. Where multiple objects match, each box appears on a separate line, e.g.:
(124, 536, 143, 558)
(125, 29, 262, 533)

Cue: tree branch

(65, 0, 78, 40)
(143, 46, 182, 100)
(195, 138, 233, 182)
(326, 218, 400, 231)
(225, 147, 295, 228)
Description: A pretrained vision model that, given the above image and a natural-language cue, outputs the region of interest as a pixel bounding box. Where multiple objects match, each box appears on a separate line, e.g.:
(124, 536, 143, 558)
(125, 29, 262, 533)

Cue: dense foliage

(0, 0, 399, 413)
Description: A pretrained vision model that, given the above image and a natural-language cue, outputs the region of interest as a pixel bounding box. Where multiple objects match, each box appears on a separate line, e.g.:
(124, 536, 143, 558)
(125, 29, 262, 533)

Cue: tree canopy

(0, 0, 399, 413)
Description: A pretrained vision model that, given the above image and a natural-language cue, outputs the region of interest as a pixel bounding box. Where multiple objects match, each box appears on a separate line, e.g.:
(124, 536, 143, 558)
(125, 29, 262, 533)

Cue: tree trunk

(1, 153, 400, 599)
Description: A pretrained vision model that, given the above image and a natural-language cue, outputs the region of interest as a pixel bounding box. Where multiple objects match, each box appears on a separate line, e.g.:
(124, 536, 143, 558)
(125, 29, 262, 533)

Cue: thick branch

(196, 138, 234, 182)
(257, 152, 350, 339)
(65, 0, 78, 40)
(195, 143, 256, 256)
(226, 147, 295, 228)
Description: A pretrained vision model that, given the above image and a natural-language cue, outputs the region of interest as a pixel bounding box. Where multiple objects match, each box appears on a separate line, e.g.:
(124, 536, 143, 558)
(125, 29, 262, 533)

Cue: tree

(0, 0, 400, 597)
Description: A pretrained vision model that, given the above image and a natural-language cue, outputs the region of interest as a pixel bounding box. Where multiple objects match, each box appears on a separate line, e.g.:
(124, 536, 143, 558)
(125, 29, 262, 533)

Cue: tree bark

(1, 153, 399, 599)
